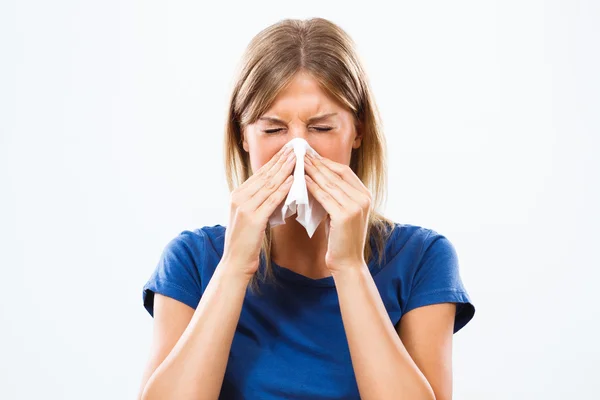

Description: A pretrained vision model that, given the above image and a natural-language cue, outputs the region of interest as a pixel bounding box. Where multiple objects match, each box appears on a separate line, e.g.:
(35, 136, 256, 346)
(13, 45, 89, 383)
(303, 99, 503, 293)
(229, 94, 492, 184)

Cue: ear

(241, 130, 249, 152)
(352, 124, 363, 149)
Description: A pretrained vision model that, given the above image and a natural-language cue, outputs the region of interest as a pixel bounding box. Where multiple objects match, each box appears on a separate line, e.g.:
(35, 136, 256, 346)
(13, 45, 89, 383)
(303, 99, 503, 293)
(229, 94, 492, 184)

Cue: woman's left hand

(303, 152, 372, 274)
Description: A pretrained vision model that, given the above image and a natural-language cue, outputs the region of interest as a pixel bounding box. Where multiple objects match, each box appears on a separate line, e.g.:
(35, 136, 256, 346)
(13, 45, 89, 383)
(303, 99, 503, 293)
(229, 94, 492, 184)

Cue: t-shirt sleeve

(142, 231, 204, 317)
(404, 231, 475, 333)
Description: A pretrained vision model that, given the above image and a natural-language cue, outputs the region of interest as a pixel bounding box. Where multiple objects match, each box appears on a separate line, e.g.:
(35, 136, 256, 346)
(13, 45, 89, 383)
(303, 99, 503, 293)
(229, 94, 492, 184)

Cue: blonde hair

(223, 18, 396, 293)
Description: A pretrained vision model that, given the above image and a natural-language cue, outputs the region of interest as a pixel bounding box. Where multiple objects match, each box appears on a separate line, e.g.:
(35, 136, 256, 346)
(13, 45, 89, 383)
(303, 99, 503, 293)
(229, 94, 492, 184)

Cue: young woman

(138, 18, 475, 400)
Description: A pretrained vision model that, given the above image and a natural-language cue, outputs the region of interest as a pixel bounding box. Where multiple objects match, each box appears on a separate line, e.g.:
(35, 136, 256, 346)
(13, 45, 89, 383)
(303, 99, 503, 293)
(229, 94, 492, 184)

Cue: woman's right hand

(221, 145, 296, 279)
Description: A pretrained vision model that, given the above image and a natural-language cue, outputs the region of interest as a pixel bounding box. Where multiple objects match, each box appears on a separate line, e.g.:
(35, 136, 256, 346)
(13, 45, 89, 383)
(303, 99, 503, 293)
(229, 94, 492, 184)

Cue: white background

(1, 0, 598, 399)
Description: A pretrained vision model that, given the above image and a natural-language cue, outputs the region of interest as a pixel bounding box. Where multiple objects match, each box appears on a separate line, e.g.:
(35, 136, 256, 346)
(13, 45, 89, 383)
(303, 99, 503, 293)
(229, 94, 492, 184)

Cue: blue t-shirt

(142, 223, 475, 399)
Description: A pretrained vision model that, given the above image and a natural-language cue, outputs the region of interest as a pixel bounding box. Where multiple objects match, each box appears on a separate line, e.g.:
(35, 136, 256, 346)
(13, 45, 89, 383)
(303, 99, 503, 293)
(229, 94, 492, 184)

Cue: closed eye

(264, 128, 284, 134)
(262, 127, 333, 134)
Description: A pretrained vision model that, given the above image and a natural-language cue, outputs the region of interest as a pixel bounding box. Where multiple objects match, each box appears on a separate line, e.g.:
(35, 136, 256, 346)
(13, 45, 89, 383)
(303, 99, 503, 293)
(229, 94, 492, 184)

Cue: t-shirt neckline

(269, 248, 381, 288)
(270, 259, 336, 287)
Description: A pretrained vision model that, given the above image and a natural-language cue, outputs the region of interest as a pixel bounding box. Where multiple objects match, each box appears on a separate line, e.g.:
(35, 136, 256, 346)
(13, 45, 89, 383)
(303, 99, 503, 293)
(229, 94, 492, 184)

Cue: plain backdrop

(1, 0, 598, 399)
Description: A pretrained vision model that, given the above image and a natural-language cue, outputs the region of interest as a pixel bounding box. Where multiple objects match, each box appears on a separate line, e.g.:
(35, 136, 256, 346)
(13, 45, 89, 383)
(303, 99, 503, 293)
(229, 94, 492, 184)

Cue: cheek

(251, 152, 272, 172)
(324, 148, 351, 165)
(248, 139, 284, 172)
(243, 127, 266, 172)
(310, 136, 354, 165)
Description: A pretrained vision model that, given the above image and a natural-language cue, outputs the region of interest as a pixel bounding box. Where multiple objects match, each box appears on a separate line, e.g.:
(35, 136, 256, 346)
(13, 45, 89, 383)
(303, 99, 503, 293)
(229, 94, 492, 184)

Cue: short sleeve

(142, 231, 204, 317)
(404, 231, 475, 333)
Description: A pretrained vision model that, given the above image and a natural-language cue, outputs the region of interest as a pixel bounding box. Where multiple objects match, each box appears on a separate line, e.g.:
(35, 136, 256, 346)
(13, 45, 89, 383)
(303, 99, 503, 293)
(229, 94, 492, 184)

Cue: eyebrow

(258, 113, 338, 125)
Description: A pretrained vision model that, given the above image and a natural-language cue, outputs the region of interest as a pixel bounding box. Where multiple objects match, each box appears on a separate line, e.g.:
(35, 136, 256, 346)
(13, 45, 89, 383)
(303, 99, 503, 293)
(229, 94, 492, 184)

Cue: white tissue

(268, 138, 328, 238)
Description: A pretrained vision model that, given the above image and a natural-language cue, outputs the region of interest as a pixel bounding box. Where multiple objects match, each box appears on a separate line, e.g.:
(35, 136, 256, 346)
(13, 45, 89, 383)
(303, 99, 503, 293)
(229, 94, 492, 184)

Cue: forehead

(264, 72, 343, 116)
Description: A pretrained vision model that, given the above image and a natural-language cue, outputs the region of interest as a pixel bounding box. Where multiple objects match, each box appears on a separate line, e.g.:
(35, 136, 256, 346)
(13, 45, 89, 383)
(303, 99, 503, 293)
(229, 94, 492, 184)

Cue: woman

(138, 17, 475, 400)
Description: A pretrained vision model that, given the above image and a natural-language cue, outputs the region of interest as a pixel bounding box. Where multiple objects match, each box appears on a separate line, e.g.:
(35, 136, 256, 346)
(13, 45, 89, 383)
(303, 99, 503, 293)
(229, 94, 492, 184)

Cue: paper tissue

(268, 138, 328, 238)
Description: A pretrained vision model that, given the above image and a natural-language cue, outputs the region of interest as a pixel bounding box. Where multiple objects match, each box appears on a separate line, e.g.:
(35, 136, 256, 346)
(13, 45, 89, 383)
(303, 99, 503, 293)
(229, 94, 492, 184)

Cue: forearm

(142, 259, 250, 400)
(332, 264, 435, 400)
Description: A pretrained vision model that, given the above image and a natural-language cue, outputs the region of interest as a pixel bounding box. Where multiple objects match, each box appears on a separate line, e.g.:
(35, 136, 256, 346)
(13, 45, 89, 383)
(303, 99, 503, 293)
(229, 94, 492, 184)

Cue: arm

(136, 294, 194, 399)
(397, 301, 455, 400)
(332, 263, 455, 400)
(138, 260, 251, 400)
(138, 146, 298, 399)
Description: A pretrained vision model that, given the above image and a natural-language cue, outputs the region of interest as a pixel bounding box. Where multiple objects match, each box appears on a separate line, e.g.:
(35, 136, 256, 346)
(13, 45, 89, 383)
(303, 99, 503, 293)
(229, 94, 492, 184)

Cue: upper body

(141, 223, 475, 399)
(138, 17, 475, 400)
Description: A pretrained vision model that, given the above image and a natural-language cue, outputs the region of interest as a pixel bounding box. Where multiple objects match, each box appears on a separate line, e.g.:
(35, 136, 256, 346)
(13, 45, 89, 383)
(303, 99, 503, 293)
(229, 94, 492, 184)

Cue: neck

(270, 216, 331, 279)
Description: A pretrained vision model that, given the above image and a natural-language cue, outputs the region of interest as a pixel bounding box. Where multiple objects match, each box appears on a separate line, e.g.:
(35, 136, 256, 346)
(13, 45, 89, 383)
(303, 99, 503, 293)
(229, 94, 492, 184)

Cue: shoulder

(197, 224, 227, 256)
(375, 221, 463, 283)
(167, 224, 225, 272)
(166, 224, 226, 256)
(379, 222, 475, 332)
(142, 224, 227, 317)
(380, 222, 449, 262)
(154, 224, 227, 279)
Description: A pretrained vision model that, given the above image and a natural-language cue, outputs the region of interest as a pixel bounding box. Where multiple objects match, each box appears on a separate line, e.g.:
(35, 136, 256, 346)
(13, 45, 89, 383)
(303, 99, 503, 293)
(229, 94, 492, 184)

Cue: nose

(284, 131, 314, 172)
(288, 125, 309, 141)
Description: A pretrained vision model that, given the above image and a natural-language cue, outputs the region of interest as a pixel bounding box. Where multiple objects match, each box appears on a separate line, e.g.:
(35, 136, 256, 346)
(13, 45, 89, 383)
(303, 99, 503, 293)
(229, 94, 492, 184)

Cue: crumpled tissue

(268, 138, 328, 238)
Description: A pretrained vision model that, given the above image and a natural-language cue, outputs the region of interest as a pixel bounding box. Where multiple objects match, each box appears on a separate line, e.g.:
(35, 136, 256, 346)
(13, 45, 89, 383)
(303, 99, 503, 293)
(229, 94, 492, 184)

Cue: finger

(241, 146, 294, 199)
(304, 174, 343, 218)
(304, 154, 361, 210)
(255, 174, 295, 221)
(308, 153, 370, 196)
(243, 145, 293, 188)
(245, 150, 296, 210)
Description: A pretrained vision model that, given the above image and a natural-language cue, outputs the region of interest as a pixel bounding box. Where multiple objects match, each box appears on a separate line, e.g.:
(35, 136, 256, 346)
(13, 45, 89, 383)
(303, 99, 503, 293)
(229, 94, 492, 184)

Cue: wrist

(330, 262, 369, 282)
(216, 258, 254, 286)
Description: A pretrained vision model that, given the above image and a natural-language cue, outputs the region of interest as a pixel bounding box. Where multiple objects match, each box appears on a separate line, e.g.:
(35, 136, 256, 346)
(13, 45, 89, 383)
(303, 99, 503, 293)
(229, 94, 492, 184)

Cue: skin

(241, 71, 363, 279)
(137, 71, 456, 400)
(243, 71, 456, 399)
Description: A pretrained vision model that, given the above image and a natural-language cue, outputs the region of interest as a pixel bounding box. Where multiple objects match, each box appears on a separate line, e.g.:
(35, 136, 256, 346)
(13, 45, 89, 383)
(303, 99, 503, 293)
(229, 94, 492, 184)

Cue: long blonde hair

(223, 18, 396, 293)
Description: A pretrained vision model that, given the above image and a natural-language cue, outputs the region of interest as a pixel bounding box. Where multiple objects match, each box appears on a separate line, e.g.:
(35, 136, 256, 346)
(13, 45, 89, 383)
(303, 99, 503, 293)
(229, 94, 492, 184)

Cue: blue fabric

(142, 223, 475, 399)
